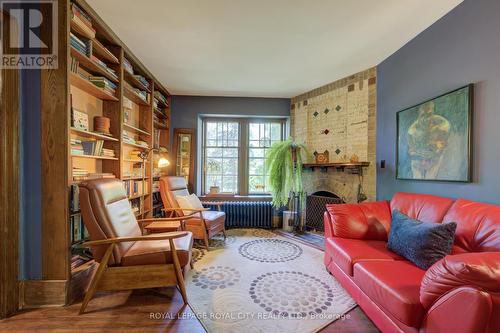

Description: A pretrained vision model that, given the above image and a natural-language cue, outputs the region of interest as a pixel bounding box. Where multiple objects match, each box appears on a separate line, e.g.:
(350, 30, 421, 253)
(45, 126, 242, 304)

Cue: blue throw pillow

(387, 210, 457, 270)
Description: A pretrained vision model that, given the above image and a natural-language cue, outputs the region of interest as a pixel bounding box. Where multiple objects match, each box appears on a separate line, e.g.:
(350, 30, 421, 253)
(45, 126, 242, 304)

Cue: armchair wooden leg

(79, 244, 115, 314)
(170, 239, 188, 304)
(203, 233, 210, 251)
(222, 229, 227, 240)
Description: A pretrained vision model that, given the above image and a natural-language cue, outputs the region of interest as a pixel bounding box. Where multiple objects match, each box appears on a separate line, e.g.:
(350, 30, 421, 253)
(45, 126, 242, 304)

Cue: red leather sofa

(324, 192, 500, 333)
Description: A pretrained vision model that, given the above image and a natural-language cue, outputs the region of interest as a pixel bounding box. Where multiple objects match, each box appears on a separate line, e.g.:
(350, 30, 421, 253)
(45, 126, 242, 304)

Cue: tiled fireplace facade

(291, 67, 377, 203)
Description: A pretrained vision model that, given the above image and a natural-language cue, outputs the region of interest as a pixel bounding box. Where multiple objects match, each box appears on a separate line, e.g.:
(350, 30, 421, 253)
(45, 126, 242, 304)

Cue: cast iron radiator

(203, 201, 274, 229)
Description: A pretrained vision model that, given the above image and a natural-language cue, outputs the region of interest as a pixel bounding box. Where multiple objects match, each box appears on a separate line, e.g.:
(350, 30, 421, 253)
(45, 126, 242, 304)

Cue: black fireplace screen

(305, 191, 344, 231)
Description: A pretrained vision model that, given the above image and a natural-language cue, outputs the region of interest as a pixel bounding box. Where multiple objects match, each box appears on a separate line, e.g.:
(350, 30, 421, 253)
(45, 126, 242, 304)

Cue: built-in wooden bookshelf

(38, 0, 172, 306)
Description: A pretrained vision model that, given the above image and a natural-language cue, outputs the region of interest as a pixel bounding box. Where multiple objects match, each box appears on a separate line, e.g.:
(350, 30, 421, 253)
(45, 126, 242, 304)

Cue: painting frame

(396, 84, 474, 182)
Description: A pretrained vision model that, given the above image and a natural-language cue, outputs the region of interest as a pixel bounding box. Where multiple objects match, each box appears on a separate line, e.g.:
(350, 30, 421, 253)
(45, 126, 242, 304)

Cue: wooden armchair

(78, 178, 194, 314)
(159, 176, 226, 250)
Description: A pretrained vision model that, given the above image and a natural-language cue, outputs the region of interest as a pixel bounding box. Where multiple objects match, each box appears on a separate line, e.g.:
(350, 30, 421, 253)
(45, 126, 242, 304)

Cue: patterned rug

(186, 229, 356, 333)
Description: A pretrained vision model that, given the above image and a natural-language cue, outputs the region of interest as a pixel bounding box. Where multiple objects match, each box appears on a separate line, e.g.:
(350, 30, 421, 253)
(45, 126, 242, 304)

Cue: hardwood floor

(0, 287, 378, 332)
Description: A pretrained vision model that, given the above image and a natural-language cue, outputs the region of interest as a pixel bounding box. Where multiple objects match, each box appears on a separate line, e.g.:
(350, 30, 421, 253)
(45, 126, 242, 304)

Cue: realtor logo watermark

(1, 0, 58, 68)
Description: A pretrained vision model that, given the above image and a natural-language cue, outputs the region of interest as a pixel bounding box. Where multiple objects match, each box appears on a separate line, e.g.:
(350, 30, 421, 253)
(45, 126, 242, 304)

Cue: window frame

(201, 117, 288, 196)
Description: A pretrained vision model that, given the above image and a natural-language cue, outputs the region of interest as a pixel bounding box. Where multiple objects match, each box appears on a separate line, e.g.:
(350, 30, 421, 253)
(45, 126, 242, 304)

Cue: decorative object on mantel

(313, 150, 329, 164)
(397, 84, 473, 182)
(303, 161, 370, 173)
(266, 139, 307, 233)
(349, 154, 359, 163)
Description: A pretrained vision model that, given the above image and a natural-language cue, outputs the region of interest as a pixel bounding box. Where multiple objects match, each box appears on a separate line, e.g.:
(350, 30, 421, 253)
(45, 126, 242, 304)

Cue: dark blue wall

(377, 0, 500, 203)
(19, 69, 42, 279)
(170, 96, 290, 192)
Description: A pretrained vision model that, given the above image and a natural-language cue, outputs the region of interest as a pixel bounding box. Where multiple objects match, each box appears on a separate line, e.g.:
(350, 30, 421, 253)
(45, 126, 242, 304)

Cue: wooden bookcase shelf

(38, 0, 173, 306)
(70, 47, 118, 83)
(71, 154, 119, 160)
(123, 123, 151, 136)
(70, 127, 119, 141)
(70, 72, 118, 100)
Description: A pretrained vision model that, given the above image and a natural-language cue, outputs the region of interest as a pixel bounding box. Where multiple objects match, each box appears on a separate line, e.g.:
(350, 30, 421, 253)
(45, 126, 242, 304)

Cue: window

(202, 118, 287, 195)
(248, 122, 284, 193)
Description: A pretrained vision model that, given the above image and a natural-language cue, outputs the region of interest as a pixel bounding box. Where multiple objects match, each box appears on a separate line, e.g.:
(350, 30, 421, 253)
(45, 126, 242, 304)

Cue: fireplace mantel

(302, 162, 370, 173)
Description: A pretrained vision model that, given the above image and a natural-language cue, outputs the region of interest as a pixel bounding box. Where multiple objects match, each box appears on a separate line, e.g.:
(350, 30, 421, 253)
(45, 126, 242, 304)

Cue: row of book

(123, 179, 149, 198)
(123, 165, 144, 179)
(125, 82, 150, 103)
(70, 32, 91, 57)
(71, 2, 95, 36)
(123, 58, 134, 75)
(71, 139, 116, 158)
(70, 213, 90, 245)
(90, 76, 117, 94)
(134, 74, 150, 90)
(154, 90, 168, 106)
(92, 55, 118, 81)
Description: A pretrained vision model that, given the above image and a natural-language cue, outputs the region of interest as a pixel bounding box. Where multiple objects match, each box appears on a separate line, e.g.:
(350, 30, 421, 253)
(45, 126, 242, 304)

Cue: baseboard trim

(19, 280, 67, 309)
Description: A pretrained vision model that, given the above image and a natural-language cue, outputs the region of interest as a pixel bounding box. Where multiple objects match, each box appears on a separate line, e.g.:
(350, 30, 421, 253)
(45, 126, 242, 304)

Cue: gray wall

(170, 96, 290, 192)
(377, 0, 500, 204)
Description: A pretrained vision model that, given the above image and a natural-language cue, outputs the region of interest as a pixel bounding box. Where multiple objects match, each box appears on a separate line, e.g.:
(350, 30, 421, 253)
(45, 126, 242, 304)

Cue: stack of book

(102, 148, 116, 158)
(89, 76, 117, 95)
(71, 3, 95, 37)
(154, 91, 168, 106)
(134, 74, 150, 90)
(91, 55, 118, 81)
(72, 167, 88, 181)
(123, 58, 134, 75)
(125, 82, 149, 103)
(86, 172, 115, 180)
(71, 138, 84, 155)
(70, 32, 90, 57)
(122, 132, 136, 145)
(129, 150, 143, 161)
(81, 140, 104, 156)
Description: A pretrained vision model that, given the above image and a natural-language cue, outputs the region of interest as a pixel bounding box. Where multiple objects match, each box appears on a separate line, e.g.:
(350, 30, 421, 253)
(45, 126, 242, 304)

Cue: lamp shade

(158, 157, 170, 168)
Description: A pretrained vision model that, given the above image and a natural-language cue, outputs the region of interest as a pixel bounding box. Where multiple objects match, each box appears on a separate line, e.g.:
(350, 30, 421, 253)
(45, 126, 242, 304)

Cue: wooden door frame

(172, 128, 196, 193)
(0, 10, 20, 319)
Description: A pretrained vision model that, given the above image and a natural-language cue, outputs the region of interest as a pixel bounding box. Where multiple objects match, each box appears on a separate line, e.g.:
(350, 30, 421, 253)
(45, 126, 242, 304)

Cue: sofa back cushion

(390, 192, 455, 224)
(442, 199, 500, 252)
(326, 201, 391, 240)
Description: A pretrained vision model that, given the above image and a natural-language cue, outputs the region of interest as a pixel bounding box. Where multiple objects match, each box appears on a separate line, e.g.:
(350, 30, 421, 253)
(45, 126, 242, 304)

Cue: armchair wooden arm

(137, 216, 195, 224)
(162, 207, 210, 213)
(201, 201, 224, 211)
(83, 231, 188, 247)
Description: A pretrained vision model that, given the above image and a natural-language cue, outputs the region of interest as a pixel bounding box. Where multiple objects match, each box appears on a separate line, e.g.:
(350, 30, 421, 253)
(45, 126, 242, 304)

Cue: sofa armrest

(420, 252, 500, 309)
(325, 201, 391, 240)
(421, 286, 493, 333)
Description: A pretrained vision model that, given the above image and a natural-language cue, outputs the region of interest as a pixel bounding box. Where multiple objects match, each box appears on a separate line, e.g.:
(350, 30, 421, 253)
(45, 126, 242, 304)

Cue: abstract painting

(397, 85, 473, 182)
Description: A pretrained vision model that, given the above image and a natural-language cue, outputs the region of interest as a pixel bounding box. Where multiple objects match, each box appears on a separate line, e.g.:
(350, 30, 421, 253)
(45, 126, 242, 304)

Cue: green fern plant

(266, 139, 307, 207)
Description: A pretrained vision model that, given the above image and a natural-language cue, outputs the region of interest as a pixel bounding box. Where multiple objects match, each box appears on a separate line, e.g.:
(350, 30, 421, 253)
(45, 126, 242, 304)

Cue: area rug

(186, 228, 356, 333)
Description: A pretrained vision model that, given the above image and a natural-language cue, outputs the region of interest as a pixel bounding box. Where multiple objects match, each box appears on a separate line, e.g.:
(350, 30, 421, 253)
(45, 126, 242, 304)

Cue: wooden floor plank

(0, 286, 377, 332)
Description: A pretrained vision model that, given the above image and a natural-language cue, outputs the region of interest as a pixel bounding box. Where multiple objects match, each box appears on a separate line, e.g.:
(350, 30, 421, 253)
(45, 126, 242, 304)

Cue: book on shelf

(70, 32, 91, 57)
(123, 58, 134, 75)
(71, 3, 94, 31)
(133, 74, 150, 90)
(80, 140, 108, 156)
(153, 129, 161, 149)
(154, 91, 168, 106)
(89, 76, 117, 92)
(90, 55, 118, 80)
(125, 82, 150, 103)
(70, 184, 80, 213)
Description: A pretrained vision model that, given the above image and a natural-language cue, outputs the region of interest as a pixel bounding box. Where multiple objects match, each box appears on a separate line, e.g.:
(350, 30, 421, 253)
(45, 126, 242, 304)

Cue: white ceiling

(87, 0, 463, 98)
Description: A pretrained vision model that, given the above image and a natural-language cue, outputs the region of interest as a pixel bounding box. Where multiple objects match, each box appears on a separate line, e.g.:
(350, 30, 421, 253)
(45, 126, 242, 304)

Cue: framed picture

(72, 108, 89, 131)
(396, 84, 473, 182)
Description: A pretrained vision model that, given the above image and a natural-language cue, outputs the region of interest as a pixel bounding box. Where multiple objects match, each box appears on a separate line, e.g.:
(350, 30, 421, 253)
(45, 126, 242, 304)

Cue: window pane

(248, 121, 284, 193)
(203, 120, 239, 194)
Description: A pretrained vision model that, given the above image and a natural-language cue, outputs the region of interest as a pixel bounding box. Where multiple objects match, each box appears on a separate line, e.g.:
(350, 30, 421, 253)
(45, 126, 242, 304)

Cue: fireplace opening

(305, 191, 344, 232)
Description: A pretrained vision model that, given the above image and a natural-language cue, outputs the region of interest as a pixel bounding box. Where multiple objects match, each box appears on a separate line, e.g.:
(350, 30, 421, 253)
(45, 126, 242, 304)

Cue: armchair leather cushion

(176, 193, 204, 215)
(388, 210, 457, 269)
(420, 252, 500, 309)
(326, 201, 391, 240)
(187, 211, 225, 228)
(121, 232, 193, 267)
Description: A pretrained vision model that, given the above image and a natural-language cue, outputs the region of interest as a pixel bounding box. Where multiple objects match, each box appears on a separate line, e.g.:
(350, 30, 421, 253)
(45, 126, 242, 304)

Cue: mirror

(173, 128, 195, 193)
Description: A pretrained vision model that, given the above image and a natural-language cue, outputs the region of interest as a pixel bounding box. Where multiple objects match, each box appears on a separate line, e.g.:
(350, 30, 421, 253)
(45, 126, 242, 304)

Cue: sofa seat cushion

(121, 232, 193, 267)
(354, 261, 426, 328)
(326, 237, 404, 276)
